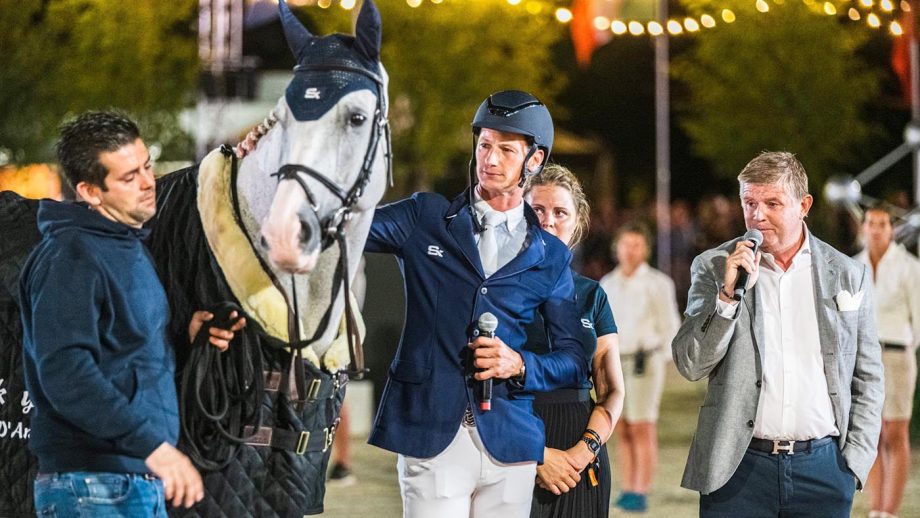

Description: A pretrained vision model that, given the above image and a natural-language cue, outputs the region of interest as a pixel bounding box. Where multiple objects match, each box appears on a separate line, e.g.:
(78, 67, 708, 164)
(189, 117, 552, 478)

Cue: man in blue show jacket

(365, 90, 590, 518)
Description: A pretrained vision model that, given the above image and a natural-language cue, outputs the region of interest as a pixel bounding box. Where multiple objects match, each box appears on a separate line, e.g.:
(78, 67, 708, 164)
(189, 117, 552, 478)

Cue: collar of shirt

(613, 262, 650, 281)
(472, 189, 525, 234)
(759, 225, 812, 273)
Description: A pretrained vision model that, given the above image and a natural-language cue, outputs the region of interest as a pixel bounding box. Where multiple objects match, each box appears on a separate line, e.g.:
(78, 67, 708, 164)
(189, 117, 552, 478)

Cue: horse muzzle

(261, 201, 323, 274)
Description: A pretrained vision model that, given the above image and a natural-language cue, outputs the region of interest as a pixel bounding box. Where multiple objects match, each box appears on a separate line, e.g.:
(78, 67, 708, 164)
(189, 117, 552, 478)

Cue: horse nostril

(260, 236, 269, 249)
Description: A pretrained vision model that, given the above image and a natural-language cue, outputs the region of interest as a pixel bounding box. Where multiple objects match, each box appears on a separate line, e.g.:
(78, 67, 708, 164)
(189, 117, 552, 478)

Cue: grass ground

(323, 365, 920, 517)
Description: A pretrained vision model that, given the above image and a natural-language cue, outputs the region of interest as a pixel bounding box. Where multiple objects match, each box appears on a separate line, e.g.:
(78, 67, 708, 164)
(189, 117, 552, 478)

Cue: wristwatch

(581, 434, 601, 456)
(509, 357, 526, 388)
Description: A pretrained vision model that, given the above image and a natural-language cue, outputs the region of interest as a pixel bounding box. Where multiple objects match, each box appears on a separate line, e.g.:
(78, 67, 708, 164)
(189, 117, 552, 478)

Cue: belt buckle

(296, 431, 310, 455)
(771, 439, 795, 455)
(307, 379, 322, 400)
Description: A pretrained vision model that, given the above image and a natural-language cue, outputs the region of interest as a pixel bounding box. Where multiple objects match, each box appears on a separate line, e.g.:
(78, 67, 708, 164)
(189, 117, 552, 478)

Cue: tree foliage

(672, 0, 882, 186)
(308, 0, 566, 189)
(0, 0, 198, 164)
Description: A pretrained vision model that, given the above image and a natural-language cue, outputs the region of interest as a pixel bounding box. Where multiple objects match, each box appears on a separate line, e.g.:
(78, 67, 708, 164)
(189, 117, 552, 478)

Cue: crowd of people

(9, 86, 920, 518)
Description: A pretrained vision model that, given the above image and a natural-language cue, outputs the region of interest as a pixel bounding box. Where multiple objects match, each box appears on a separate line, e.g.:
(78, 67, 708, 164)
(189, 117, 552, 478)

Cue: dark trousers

(700, 437, 856, 517)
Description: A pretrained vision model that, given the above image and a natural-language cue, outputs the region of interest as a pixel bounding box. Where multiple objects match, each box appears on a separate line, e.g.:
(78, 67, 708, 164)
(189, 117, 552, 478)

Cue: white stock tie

(479, 210, 507, 277)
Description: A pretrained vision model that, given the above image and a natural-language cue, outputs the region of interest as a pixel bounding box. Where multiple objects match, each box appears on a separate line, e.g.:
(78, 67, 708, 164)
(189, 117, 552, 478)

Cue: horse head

(232, 0, 390, 356)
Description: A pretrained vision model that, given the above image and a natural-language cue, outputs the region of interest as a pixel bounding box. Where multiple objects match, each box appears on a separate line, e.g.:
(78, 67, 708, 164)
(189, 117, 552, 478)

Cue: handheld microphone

(733, 229, 763, 301)
(477, 312, 499, 411)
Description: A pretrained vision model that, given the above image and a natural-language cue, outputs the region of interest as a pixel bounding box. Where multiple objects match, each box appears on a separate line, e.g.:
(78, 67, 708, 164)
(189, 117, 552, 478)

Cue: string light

(593, 15, 611, 30)
(555, 7, 573, 23)
(343, 0, 906, 40)
(317, 0, 331, 8)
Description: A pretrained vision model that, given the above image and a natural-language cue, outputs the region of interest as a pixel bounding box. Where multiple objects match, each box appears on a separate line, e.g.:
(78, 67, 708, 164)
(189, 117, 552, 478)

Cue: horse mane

(234, 109, 279, 159)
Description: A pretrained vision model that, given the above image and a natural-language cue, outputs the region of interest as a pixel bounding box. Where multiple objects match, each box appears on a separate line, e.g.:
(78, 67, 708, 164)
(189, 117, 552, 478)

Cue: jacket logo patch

(427, 245, 444, 258)
(581, 319, 594, 329)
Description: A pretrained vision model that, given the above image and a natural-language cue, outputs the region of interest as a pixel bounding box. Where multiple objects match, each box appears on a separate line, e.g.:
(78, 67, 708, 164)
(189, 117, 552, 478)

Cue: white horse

(145, 0, 390, 514)
(231, 0, 389, 364)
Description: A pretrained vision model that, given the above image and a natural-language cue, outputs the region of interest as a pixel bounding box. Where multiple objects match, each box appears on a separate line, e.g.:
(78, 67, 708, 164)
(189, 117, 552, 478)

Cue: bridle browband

(223, 59, 391, 382)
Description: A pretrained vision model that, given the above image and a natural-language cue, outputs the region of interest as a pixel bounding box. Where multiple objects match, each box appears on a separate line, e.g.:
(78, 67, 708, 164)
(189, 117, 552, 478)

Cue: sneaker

(327, 462, 356, 487)
(619, 492, 648, 513)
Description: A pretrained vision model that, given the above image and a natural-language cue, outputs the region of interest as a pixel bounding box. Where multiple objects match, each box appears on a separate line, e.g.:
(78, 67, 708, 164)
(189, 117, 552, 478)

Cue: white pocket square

(835, 290, 864, 312)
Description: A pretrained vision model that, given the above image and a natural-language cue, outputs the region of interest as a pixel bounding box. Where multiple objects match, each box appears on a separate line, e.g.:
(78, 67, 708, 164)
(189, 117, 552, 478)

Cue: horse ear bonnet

(280, 0, 383, 122)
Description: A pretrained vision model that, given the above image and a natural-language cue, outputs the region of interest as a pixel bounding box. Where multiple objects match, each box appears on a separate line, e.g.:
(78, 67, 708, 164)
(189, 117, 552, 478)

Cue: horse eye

(348, 113, 367, 127)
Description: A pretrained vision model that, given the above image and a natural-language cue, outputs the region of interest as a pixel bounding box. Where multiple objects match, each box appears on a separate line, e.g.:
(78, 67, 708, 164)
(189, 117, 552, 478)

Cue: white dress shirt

(472, 191, 527, 276)
(855, 242, 920, 350)
(717, 233, 839, 441)
(599, 263, 681, 356)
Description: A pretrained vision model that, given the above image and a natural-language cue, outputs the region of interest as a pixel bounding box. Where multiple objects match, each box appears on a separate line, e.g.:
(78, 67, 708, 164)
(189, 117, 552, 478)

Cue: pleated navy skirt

(530, 389, 612, 518)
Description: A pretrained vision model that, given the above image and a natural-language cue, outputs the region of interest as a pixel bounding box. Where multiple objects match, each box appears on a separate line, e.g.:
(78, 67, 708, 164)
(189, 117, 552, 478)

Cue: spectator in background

(856, 204, 920, 518)
(599, 223, 681, 513)
(695, 194, 743, 253)
(668, 200, 699, 313)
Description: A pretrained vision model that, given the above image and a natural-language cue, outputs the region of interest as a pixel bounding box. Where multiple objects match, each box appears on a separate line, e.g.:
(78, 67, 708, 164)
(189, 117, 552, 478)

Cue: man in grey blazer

(672, 151, 883, 516)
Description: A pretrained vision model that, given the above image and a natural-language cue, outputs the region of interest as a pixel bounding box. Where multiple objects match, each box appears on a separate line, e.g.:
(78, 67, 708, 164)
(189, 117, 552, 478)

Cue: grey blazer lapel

(810, 237, 844, 423)
(744, 286, 765, 380)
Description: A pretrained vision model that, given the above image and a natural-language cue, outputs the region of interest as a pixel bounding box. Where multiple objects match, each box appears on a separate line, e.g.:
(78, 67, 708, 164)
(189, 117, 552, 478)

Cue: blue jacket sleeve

(519, 266, 590, 392)
(25, 252, 166, 458)
(365, 194, 420, 255)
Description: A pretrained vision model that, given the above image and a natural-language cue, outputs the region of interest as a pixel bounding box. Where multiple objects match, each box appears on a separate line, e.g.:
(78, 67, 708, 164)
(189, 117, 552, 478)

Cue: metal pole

(655, 0, 671, 273)
(911, 1, 920, 203)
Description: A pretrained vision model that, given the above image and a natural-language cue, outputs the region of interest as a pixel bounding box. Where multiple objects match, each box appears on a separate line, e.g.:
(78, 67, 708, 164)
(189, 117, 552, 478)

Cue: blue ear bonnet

(285, 35, 382, 122)
(279, 0, 383, 122)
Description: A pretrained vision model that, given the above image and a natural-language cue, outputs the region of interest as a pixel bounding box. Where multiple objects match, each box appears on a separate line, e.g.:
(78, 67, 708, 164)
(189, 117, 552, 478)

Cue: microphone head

(478, 312, 498, 333)
(744, 229, 764, 247)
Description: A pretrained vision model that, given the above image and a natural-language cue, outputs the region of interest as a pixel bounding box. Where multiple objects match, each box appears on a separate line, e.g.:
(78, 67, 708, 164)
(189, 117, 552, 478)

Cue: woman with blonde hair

(523, 164, 625, 518)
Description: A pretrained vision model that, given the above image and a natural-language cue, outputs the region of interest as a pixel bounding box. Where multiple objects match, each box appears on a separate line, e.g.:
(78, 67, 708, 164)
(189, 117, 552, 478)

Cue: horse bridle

(224, 60, 391, 382)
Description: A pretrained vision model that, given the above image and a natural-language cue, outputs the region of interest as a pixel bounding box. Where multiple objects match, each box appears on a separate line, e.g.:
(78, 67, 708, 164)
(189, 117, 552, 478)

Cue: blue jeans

(34, 472, 167, 517)
(700, 437, 856, 517)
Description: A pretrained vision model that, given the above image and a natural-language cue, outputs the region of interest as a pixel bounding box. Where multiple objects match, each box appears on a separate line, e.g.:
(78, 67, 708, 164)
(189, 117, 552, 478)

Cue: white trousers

(397, 424, 537, 518)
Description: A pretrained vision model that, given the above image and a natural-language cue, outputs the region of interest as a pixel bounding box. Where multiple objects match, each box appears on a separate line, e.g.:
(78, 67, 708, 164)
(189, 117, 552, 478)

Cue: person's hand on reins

(188, 309, 247, 351)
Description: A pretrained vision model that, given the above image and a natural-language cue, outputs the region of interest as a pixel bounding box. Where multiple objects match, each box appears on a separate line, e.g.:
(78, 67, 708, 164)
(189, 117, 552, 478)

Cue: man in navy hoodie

(19, 112, 241, 516)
